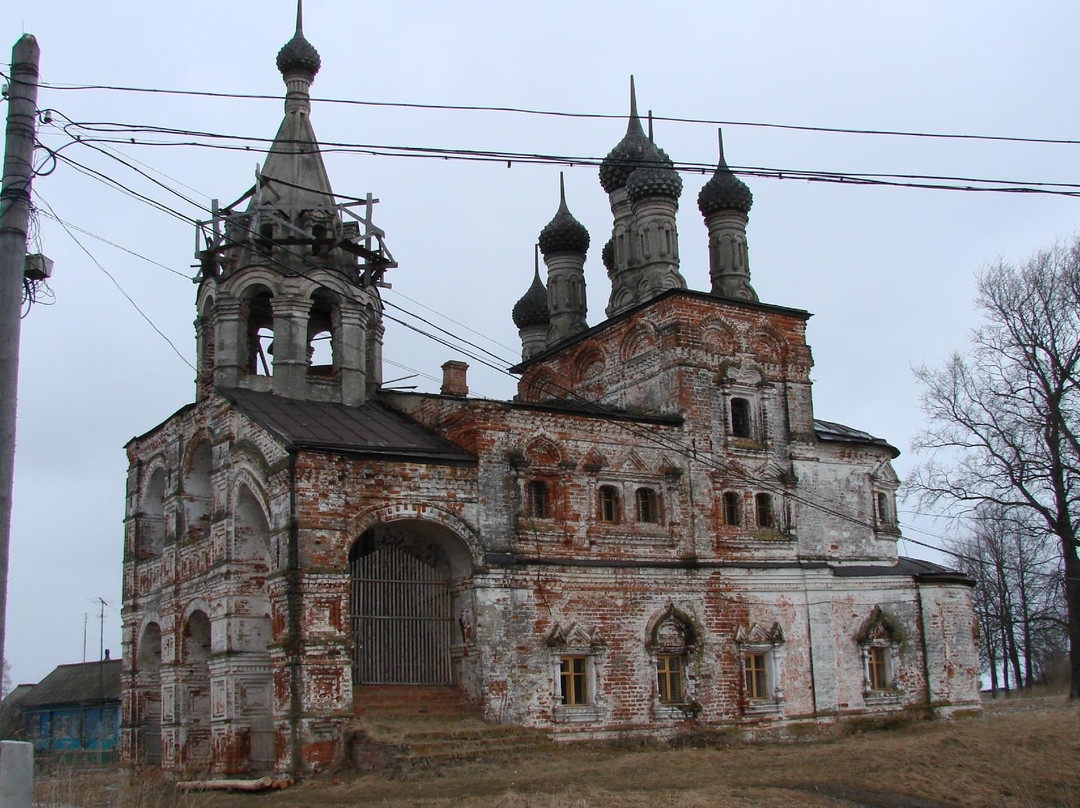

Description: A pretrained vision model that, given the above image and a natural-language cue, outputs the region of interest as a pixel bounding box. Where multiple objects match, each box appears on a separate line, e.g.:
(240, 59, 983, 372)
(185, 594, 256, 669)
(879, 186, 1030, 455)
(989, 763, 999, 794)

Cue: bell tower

(192, 2, 395, 407)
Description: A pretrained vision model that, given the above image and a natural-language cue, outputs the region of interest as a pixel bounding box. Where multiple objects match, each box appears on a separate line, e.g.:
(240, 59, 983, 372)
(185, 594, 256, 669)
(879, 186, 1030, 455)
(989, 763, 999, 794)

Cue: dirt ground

(34, 693, 1080, 808)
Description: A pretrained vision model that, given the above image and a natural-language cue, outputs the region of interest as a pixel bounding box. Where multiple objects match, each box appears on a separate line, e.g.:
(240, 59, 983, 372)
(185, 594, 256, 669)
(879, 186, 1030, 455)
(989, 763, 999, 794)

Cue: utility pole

(0, 34, 41, 682)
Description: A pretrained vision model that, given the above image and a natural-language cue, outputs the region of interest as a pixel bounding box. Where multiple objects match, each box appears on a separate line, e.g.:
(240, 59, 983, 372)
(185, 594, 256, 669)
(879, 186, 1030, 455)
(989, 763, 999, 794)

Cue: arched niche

(182, 610, 212, 765)
(182, 441, 213, 542)
(136, 622, 163, 765)
(140, 467, 166, 557)
(234, 483, 270, 565)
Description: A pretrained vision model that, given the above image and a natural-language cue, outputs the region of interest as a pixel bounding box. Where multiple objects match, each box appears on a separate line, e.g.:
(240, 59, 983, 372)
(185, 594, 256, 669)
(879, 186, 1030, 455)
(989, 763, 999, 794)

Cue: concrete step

(345, 685, 552, 770)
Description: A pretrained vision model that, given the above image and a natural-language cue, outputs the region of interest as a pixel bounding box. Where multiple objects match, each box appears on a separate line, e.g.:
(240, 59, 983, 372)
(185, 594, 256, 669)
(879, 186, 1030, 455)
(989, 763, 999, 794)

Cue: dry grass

(34, 692, 1080, 808)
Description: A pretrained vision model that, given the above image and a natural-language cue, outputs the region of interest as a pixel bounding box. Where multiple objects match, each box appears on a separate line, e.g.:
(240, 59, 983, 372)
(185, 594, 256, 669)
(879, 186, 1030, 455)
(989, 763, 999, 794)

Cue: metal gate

(350, 545, 452, 684)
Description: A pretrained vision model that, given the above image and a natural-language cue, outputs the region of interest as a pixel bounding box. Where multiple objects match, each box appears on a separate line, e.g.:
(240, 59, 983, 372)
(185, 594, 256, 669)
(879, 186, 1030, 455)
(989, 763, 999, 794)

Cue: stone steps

(347, 685, 551, 769)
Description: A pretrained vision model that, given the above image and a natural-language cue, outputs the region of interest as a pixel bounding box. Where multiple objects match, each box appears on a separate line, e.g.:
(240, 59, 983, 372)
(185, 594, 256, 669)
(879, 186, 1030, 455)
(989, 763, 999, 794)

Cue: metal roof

(221, 388, 476, 465)
(831, 556, 972, 585)
(814, 419, 899, 457)
(21, 660, 122, 709)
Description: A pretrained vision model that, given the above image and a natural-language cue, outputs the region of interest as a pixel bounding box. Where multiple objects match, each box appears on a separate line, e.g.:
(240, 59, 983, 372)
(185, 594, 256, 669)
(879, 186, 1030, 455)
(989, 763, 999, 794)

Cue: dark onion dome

(599, 77, 675, 194)
(602, 238, 614, 271)
(276, 2, 322, 77)
(538, 176, 590, 257)
(626, 165, 683, 202)
(512, 267, 550, 328)
(697, 129, 753, 217)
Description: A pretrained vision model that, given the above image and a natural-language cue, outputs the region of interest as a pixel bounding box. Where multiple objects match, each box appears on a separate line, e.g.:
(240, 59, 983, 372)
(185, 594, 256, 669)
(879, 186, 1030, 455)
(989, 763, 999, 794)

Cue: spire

(599, 77, 673, 194)
(255, 3, 334, 213)
(698, 128, 753, 217)
(628, 75, 643, 136)
(539, 172, 590, 256)
(699, 129, 757, 302)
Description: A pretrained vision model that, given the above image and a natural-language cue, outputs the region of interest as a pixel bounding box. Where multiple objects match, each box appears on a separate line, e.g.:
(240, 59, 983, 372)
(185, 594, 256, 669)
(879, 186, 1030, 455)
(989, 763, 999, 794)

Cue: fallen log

(176, 775, 293, 792)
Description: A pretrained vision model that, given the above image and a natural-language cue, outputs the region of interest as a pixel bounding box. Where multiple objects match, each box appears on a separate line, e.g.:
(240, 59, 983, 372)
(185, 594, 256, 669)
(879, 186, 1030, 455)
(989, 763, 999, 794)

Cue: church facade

(120, 13, 980, 776)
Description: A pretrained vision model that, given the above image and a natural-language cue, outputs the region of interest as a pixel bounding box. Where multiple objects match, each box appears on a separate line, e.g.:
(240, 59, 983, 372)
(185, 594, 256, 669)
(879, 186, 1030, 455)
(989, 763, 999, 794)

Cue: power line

(22, 74, 1080, 148)
(35, 121, 1067, 584)
(35, 194, 195, 370)
(46, 119, 1080, 198)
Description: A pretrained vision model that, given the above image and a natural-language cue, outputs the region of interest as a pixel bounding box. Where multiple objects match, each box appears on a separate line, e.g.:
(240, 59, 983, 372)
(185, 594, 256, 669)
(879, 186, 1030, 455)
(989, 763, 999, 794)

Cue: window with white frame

(856, 606, 903, 700)
(735, 622, 785, 711)
(547, 623, 604, 717)
(646, 607, 699, 710)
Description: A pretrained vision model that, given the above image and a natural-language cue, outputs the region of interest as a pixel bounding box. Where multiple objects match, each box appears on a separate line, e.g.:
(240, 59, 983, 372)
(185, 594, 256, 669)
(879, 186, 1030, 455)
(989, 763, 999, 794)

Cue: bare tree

(911, 240, 1080, 697)
(948, 506, 1066, 693)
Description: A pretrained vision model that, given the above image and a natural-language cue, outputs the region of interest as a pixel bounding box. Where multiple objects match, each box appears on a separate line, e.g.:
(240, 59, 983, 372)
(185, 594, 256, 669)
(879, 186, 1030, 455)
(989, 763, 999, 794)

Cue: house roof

(21, 660, 122, 709)
(813, 419, 900, 458)
(832, 556, 973, 585)
(220, 388, 477, 465)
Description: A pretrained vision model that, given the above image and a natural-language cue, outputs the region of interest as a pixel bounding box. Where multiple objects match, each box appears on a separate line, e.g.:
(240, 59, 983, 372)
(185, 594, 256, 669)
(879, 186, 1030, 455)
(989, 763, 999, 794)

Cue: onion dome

(697, 129, 752, 217)
(538, 175, 590, 257)
(601, 238, 614, 272)
(513, 263, 550, 329)
(276, 1, 322, 78)
(626, 165, 683, 202)
(599, 77, 674, 194)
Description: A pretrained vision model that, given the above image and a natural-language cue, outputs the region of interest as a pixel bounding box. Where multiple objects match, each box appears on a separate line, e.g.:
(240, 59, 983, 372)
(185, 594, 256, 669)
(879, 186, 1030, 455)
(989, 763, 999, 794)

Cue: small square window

(560, 656, 589, 705)
(598, 486, 620, 524)
(744, 653, 769, 699)
(656, 654, 684, 704)
(636, 488, 659, 523)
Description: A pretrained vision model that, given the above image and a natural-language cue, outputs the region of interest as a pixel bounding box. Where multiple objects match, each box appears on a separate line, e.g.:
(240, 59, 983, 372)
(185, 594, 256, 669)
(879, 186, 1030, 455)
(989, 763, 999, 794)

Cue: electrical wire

(47, 118, 1080, 198)
(24, 74, 1080, 148)
(34, 117, 1072, 583)
(35, 194, 196, 371)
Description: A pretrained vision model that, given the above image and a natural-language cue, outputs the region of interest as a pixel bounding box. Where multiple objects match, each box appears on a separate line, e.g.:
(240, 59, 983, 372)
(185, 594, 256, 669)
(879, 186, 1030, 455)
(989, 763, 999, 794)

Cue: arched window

(730, 398, 752, 438)
(635, 488, 659, 523)
(598, 486, 620, 524)
(243, 287, 274, 377)
(307, 289, 338, 378)
(526, 480, 550, 519)
(876, 492, 893, 527)
(755, 493, 773, 529)
(723, 492, 742, 527)
(648, 610, 698, 707)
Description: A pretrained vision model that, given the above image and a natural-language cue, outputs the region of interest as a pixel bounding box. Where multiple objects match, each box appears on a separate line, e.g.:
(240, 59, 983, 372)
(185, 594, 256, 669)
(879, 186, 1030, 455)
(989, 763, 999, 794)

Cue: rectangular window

(867, 646, 889, 690)
(598, 486, 619, 523)
(636, 488, 658, 523)
(723, 492, 741, 527)
(755, 493, 773, 528)
(656, 654, 684, 704)
(744, 653, 768, 699)
(560, 656, 589, 705)
(730, 398, 752, 438)
(526, 480, 550, 519)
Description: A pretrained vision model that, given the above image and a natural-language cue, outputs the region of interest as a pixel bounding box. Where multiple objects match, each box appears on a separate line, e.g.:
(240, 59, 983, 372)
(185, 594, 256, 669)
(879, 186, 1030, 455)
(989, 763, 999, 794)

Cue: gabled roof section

(510, 288, 811, 373)
(220, 388, 476, 465)
(814, 419, 899, 458)
(21, 660, 122, 709)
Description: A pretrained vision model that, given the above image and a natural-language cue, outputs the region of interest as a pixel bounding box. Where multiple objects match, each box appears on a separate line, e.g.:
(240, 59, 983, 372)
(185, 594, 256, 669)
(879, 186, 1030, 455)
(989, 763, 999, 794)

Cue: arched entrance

(349, 520, 471, 685)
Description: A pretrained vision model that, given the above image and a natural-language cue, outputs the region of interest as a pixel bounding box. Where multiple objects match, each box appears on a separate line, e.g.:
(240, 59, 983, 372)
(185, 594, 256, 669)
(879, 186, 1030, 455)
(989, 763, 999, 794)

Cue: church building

(120, 10, 980, 776)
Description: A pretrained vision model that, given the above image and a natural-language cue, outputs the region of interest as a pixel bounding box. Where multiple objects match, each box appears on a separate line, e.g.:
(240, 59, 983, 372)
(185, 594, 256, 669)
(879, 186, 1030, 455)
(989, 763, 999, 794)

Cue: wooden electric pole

(0, 34, 41, 681)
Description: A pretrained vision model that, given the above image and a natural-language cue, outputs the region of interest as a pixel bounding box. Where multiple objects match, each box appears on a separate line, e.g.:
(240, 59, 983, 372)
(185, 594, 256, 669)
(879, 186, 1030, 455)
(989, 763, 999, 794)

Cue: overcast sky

(2, 1, 1079, 686)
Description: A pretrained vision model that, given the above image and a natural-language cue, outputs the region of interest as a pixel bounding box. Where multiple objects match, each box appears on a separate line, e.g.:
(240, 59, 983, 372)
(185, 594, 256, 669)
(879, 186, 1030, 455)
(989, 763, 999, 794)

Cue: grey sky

(3, 1, 1079, 686)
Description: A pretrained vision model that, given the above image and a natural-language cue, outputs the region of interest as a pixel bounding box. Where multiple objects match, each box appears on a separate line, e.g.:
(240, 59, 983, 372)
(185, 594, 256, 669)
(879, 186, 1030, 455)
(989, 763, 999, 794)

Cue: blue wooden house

(20, 656, 121, 762)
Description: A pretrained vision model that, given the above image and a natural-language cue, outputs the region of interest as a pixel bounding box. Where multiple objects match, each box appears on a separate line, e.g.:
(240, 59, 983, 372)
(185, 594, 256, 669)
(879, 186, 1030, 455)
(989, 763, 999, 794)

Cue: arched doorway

(136, 622, 162, 765)
(349, 521, 471, 685)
